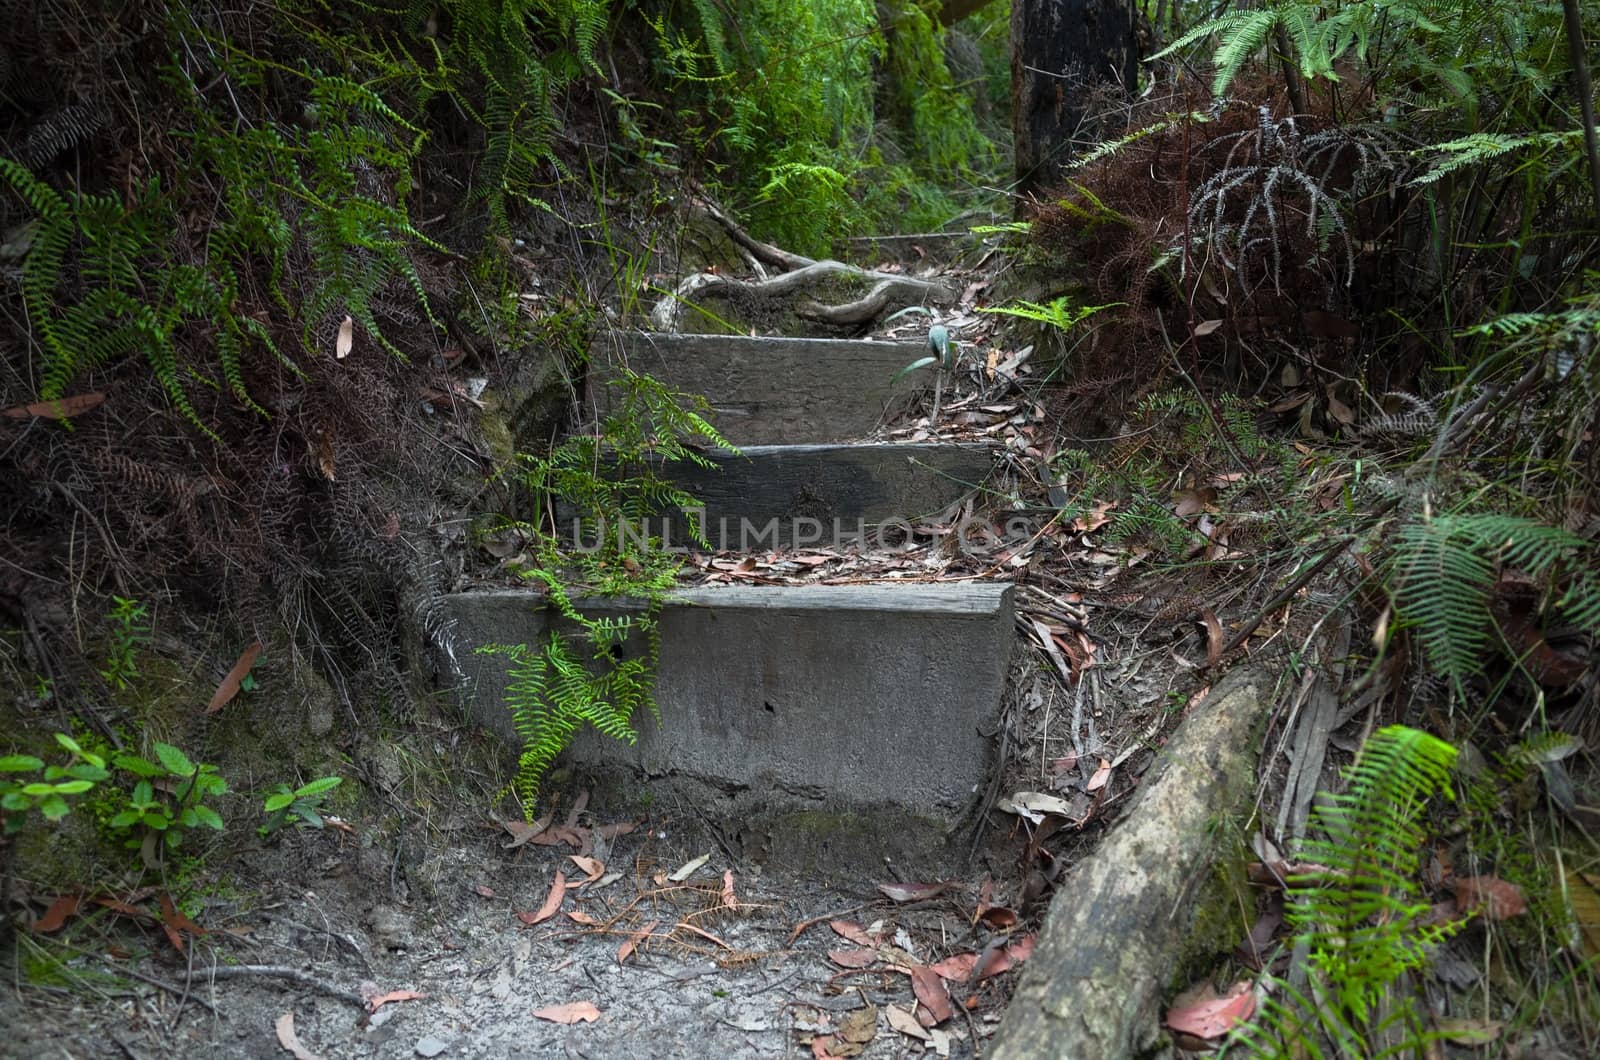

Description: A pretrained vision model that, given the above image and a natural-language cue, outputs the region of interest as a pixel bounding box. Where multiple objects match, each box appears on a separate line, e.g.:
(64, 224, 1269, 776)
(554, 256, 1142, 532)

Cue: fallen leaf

(1193, 318, 1223, 336)
(568, 856, 604, 883)
(531, 1001, 602, 1024)
(977, 905, 1018, 930)
(517, 870, 565, 926)
(474, 884, 496, 899)
(1172, 487, 1218, 518)
(877, 881, 949, 903)
(829, 948, 878, 968)
(1165, 981, 1255, 1039)
(206, 641, 262, 714)
(366, 989, 425, 1013)
(886, 1004, 931, 1041)
(1201, 609, 1223, 669)
(313, 428, 335, 481)
(566, 910, 599, 926)
(593, 819, 639, 840)
(33, 894, 81, 933)
(2, 392, 106, 420)
(617, 920, 658, 963)
(1085, 759, 1112, 793)
(909, 965, 953, 1024)
(1455, 875, 1527, 920)
(830, 920, 876, 946)
(160, 892, 205, 938)
(668, 853, 710, 882)
(275, 1011, 321, 1060)
(721, 870, 737, 908)
(929, 953, 976, 981)
(335, 315, 353, 359)
(499, 812, 553, 849)
(837, 1005, 877, 1045)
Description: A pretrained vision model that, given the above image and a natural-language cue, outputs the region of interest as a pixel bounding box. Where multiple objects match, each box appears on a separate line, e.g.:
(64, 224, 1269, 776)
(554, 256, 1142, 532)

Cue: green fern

(1236, 726, 1461, 1058)
(478, 369, 735, 816)
(1389, 513, 1588, 686)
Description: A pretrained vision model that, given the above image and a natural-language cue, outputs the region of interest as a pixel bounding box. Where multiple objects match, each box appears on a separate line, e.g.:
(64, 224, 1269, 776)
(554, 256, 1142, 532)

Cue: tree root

(651, 191, 953, 332)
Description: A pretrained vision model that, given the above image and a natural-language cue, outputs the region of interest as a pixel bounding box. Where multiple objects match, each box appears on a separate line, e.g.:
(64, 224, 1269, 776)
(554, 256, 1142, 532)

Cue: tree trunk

(1010, 0, 1138, 199)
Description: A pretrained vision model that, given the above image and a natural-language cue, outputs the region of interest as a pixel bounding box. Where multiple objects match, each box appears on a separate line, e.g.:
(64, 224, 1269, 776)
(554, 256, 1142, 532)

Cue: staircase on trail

(440, 237, 1011, 869)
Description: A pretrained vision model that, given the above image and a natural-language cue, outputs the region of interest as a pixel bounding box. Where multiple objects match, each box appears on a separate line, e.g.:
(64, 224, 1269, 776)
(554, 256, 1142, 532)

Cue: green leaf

(154, 742, 195, 777)
(51, 780, 94, 795)
(295, 807, 325, 829)
(1, 792, 28, 810)
(39, 794, 70, 821)
(894, 355, 938, 382)
(66, 764, 109, 782)
(109, 810, 140, 828)
(20, 783, 55, 796)
(115, 754, 164, 777)
(294, 776, 342, 798)
(180, 807, 198, 828)
(192, 805, 225, 830)
(0, 755, 44, 773)
(53, 733, 84, 756)
(132, 779, 155, 806)
(263, 792, 295, 813)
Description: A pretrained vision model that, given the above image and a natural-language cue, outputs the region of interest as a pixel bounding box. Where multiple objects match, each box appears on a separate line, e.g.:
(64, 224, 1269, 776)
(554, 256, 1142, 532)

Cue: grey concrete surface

(567, 443, 994, 550)
(438, 583, 1013, 815)
(594, 333, 929, 445)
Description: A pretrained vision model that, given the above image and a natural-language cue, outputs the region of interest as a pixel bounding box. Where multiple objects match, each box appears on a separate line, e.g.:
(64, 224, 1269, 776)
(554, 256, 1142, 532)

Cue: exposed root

(652, 190, 953, 331)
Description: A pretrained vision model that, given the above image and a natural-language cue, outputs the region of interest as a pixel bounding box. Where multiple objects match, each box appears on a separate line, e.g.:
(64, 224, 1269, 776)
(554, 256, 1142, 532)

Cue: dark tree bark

(1010, 0, 1138, 199)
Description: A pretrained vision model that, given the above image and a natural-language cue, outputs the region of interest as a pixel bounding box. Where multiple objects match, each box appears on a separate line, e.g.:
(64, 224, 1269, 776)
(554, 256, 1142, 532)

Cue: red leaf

(33, 894, 81, 933)
(909, 965, 953, 1024)
(1455, 875, 1527, 920)
(531, 1001, 602, 1024)
(566, 910, 599, 926)
(617, 920, 658, 964)
(721, 869, 737, 908)
(517, 870, 566, 926)
(206, 641, 262, 714)
(930, 953, 976, 981)
(474, 884, 496, 899)
(828, 948, 878, 969)
(366, 989, 426, 1014)
(829, 920, 875, 946)
(2, 392, 105, 420)
(158, 893, 203, 953)
(1166, 982, 1255, 1039)
(568, 855, 604, 883)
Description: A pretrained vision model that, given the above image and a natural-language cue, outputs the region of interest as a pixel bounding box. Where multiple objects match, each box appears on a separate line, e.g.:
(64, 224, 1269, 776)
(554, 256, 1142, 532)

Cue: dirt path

(4, 811, 1021, 1059)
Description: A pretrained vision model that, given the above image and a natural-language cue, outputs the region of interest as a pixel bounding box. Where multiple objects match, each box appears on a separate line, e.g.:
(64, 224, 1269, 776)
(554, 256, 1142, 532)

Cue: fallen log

(990, 666, 1270, 1060)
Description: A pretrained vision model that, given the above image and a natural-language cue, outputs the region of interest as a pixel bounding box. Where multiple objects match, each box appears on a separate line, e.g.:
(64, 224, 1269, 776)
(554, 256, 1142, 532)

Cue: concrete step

(596, 333, 929, 446)
(438, 582, 1013, 856)
(572, 443, 994, 551)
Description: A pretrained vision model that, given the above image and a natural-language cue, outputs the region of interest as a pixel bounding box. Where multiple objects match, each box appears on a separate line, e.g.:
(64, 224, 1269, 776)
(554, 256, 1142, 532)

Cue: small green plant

(0, 734, 111, 832)
(1234, 725, 1462, 1057)
(108, 742, 226, 860)
(100, 596, 149, 691)
(479, 369, 733, 817)
(259, 776, 343, 837)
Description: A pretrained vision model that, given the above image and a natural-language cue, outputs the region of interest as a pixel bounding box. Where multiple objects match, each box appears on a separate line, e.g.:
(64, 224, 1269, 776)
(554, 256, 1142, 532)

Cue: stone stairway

(438, 244, 1012, 869)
